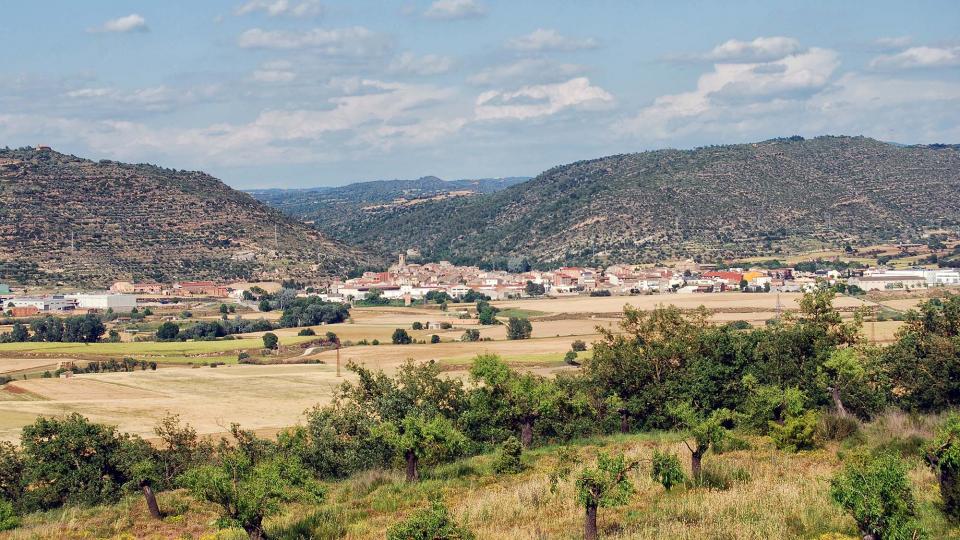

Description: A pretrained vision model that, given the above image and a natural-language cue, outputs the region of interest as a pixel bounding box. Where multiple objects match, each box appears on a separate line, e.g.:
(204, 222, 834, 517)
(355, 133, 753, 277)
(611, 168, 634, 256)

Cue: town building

(67, 293, 138, 312)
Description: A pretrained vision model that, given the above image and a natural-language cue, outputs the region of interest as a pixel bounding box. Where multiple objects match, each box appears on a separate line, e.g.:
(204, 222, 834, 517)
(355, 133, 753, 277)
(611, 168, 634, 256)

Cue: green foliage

(461, 329, 480, 342)
(576, 451, 638, 509)
(476, 301, 500, 325)
(179, 450, 323, 537)
(278, 297, 349, 328)
(0, 499, 18, 532)
(925, 414, 960, 520)
(297, 327, 316, 336)
(412, 321, 424, 330)
(770, 410, 822, 452)
(571, 339, 587, 352)
(492, 436, 524, 474)
(505, 317, 533, 340)
(386, 499, 475, 540)
(830, 452, 927, 540)
(650, 449, 686, 491)
(262, 332, 279, 350)
(373, 414, 468, 481)
(431, 334, 441, 344)
(392, 328, 413, 345)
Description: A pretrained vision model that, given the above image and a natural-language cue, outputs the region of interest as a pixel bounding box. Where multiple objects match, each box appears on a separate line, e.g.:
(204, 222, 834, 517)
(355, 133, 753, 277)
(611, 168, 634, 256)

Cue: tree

(525, 281, 545, 297)
(374, 414, 467, 482)
(219, 304, 228, 315)
(386, 498, 475, 540)
(156, 321, 180, 341)
(180, 450, 323, 539)
(670, 402, 733, 479)
(651, 449, 686, 491)
(153, 414, 213, 490)
(477, 301, 500, 325)
(925, 414, 960, 521)
(392, 328, 412, 345)
(576, 452, 639, 540)
(262, 332, 279, 350)
(431, 334, 441, 344)
(506, 317, 533, 340)
(821, 348, 866, 418)
(258, 299, 272, 312)
(492, 436, 524, 474)
(830, 453, 926, 540)
(461, 329, 480, 342)
(10, 323, 27, 343)
(571, 339, 587, 352)
(412, 321, 424, 330)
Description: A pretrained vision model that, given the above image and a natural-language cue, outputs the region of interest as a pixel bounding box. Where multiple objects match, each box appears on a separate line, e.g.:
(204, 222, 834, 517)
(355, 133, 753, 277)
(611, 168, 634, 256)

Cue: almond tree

(374, 414, 467, 482)
(575, 452, 639, 540)
(669, 402, 732, 479)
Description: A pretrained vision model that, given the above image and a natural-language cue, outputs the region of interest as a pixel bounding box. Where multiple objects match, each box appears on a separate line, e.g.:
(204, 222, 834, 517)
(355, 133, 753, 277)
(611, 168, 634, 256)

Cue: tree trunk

(520, 419, 533, 448)
(142, 484, 161, 520)
(245, 522, 265, 540)
(584, 503, 598, 540)
(830, 386, 849, 417)
(619, 410, 630, 434)
(691, 450, 703, 480)
(938, 466, 959, 519)
(405, 450, 419, 482)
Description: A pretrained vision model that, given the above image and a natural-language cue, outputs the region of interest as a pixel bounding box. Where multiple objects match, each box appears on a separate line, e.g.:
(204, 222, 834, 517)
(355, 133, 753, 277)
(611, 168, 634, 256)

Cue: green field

(495, 308, 549, 319)
(0, 335, 316, 360)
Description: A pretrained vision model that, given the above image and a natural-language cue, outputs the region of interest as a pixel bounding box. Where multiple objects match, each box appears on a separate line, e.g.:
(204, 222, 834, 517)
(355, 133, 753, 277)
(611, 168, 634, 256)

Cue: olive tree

(575, 452, 639, 540)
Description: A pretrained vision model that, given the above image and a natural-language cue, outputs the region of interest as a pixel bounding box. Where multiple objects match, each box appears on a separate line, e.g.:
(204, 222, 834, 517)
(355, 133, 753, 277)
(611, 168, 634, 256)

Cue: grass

(0, 335, 316, 359)
(11, 412, 960, 539)
(496, 308, 548, 319)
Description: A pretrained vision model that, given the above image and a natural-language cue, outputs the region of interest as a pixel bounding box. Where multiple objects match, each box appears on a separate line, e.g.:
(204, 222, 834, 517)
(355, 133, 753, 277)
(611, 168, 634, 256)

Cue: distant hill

(248, 176, 529, 231)
(304, 136, 960, 267)
(0, 148, 380, 286)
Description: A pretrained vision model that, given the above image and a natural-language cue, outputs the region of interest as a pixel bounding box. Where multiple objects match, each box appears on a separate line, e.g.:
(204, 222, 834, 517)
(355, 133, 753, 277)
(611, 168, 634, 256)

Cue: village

(2, 252, 960, 315)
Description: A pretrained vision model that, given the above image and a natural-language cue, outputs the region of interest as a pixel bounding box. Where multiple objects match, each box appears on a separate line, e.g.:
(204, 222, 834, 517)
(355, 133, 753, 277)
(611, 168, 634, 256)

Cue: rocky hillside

(316, 136, 960, 267)
(0, 148, 379, 286)
(249, 175, 528, 231)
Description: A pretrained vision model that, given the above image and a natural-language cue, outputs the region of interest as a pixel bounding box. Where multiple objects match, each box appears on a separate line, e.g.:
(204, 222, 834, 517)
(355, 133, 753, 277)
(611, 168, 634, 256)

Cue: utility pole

(336, 344, 341, 377)
(775, 292, 782, 320)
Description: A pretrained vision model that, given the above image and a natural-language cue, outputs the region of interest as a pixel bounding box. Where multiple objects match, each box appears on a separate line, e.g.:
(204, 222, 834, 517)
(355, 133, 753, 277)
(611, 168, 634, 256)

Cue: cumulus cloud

(702, 36, 801, 62)
(468, 58, 586, 86)
(506, 29, 598, 52)
(424, 0, 486, 20)
(388, 52, 454, 76)
(621, 48, 839, 137)
(869, 45, 960, 70)
(236, 0, 323, 18)
(88, 14, 148, 33)
(237, 26, 388, 57)
(475, 77, 613, 121)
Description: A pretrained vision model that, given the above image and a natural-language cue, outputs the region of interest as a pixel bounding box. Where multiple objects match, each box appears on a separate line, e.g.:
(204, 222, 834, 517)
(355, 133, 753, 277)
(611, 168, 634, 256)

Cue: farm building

(67, 293, 137, 311)
(10, 295, 77, 311)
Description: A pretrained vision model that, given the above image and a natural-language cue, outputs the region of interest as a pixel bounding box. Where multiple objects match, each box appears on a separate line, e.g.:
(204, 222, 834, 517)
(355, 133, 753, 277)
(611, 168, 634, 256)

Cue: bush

(651, 449, 686, 491)
(297, 328, 316, 336)
(830, 453, 927, 540)
(0, 499, 17, 531)
(461, 329, 480, 342)
(571, 339, 587, 352)
(262, 332, 279, 350)
(430, 334, 440, 344)
(925, 414, 960, 521)
(505, 317, 532, 340)
(386, 499, 475, 540)
(492, 437, 524, 474)
(412, 322, 423, 330)
(770, 410, 822, 452)
(564, 351, 579, 364)
(819, 413, 861, 442)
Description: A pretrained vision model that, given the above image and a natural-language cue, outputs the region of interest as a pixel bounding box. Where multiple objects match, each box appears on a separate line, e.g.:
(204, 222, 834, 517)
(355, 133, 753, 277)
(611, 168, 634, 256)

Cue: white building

(10, 295, 77, 311)
(67, 293, 138, 311)
(849, 275, 927, 292)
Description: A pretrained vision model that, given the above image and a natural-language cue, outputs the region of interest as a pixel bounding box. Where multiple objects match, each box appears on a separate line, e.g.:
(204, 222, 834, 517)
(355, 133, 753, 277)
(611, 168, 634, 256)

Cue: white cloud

(388, 52, 454, 76)
(621, 48, 839, 138)
(88, 14, 148, 33)
(870, 46, 960, 70)
(424, 0, 486, 20)
(475, 77, 613, 121)
(63, 85, 219, 111)
(506, 29, 598, 52)
(237, 27, 388, 57)
(253, 60, 297, 82)
(874, 36, 912, 50)
(703, 36, 800, 62)
(468, 58, 586, 86)
(235, 0, 323, 18)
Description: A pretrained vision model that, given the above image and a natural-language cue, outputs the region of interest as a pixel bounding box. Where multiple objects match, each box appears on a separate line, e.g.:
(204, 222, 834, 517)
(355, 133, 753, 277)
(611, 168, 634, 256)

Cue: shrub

(770, 410, 822, 452)
(267, 507, 347, 540)
(297, 328, 316, 336)
(372, 339, 380, 346)
(650, 449, 686, 491)
(830, 453, 927, 540)
(461, 329, 480, 342)
(0, 499, 17, 531)
(505, 317, 532, 340)
(925, 414, 960, 521)
(412, 322, 423, 330)
(430, 334, 440, 344)
(386, 499, 474, 540)
(492, 437, 524, 474)
(564, 351, 579, 364)
(262, 332, 279, 350)
(571, 339, 587, 352)
(691, 462, 751, 490)
(440, 322, 452, 329)
(819, 413, 861, 442)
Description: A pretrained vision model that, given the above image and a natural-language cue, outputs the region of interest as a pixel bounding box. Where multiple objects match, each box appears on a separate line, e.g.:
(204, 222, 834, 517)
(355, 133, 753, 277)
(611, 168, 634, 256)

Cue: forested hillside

(249, 176, 528, 231)
(314, 136, 960, 267)
(0, 148, 379, 286)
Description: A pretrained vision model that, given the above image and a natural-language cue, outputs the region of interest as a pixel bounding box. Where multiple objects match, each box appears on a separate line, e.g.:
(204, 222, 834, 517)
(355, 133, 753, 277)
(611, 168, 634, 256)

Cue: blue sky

(1, 0, 959, 188)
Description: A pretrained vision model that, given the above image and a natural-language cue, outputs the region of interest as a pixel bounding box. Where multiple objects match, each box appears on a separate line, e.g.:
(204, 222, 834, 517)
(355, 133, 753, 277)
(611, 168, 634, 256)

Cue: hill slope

(317, 136, 960, 266)
(248, 176, 528, 231)
(0, 148, 378, 286)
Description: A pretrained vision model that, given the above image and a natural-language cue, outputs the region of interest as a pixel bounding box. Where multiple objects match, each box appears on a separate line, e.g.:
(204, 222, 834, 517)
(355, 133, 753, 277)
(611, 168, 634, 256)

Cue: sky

(1, 1, 959, 189)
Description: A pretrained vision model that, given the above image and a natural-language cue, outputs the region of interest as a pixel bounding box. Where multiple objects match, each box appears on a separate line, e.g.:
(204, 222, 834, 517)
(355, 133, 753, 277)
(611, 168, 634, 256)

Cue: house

(174, 281, 230, 297)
